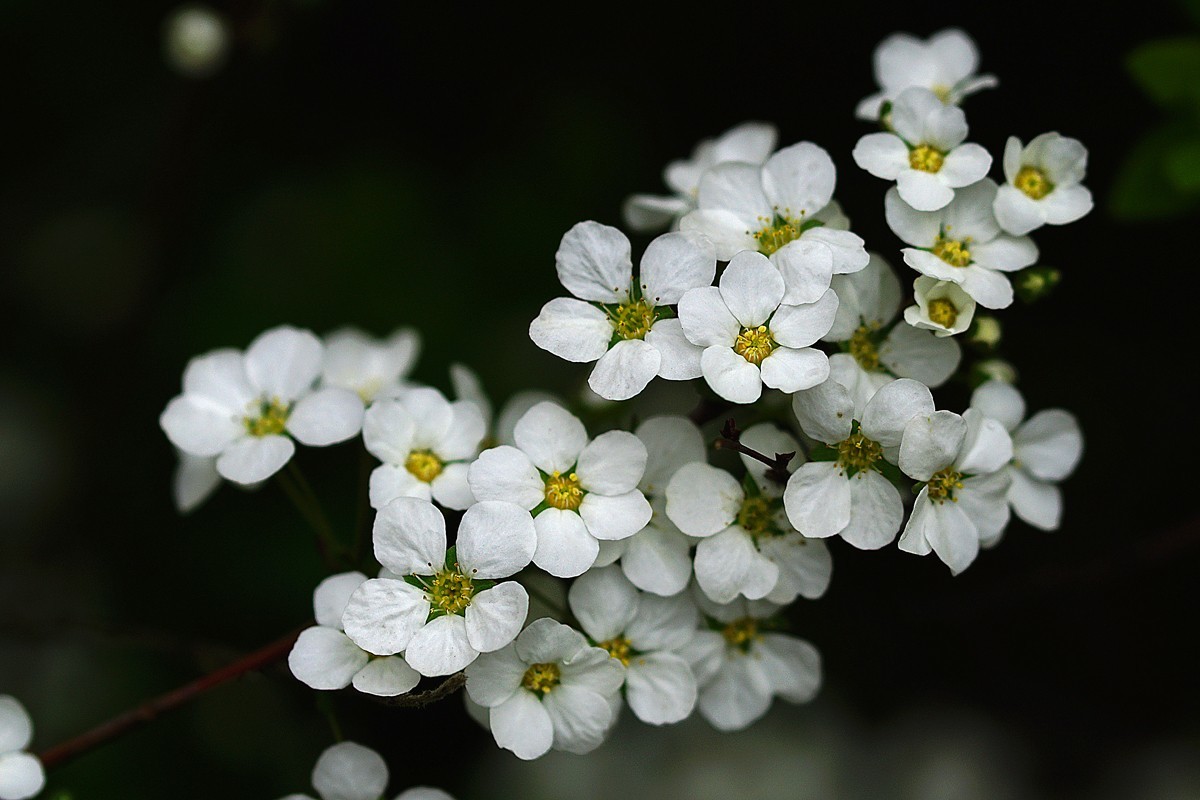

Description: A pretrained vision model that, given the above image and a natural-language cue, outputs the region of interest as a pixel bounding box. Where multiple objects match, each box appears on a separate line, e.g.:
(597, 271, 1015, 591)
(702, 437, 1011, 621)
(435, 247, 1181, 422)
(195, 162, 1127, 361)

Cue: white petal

(342, 578, 430, 656)
(861, 377, 935, 448)
(577, 430, 647, 495)
(769, 291, 838, 348)
(773, 239, 835, 305)
(0, 752, 44, 800)
(587, 339, 661, 401)
(529, 297, 612, 363)
(515, 617, 588, 664)
(626, 592, 700, 652)
(467, 446, 544, 509)
(759, 347, 830, 394)
(993, 184, 1047, 236)
(579, 490, 653, 541)
(405, 613, 477, 676)
(890, 87, 945, 143)
(362, 399, 416, 464)
(1008, 469, 1063, 531)
(368, 464, 431, 510)
(959, 471, 1012, 544)
(939, 143, 993, 187)
(839, 471, 903, 550)
(635, 416, 706, 495)
(180, 348, 254, 411)
(429, 462, 475, 510)
(160, 396, 242, 457)
(677, 286, 739, 347)
(244, 326, 322, 401)
(620, 526, 693, 597)
(288, 627, 368, 690)
(783, 462, 851, 538)
(757, 634, 821, 702)
(760, 534, 832, 602)
(544, 684, 615, 754)
(942, 179, 1000, 242)
(172, 452, 222, 514)
(971, 236, 1038, 272)
(533, 508, 600, 578)
(679, 209, 758, 262)
(0, 697, 32, 752)
(215, 435, 293, 484)
(395, 789, 454, 800)
(884, 187, 940, 246)
(970, 380, 1026, 432)
(288, 387, 364, 446)
(698, 657, 772, 732)
(313, 571, 369, 628)
(490, 691, 554, 760)
(899, 495, 980, 574)
(373, 497, 446, 576)
(665, 463, 742, 537)
(701, 346, 762, 404)
(801, 226, 869, 275)
(464, 644, 526, 707)
(791, 378, 854, 444)
(761, 142, 836, 219)
(456, 501, 537, 579)
(311, 741, 389, 800)
(555, 220, 632, 303)
(696, 162, 772, 229)
(465, 582, 528, 654)
(852, 132, 909, 180)
(401, 388, 455, 449)
(626, 652, 697, 725)
(694, 528, 779, 604)
(900, 411, 966, 481)
(351, 655, 421, 697)
(645, 319, 704, 380)
(639, 230, 717, 305)
(623, 194, 689, 232)
(1043, 184, 1093, 226)
(719, 251, 785, 327)
(879, 323, 961, 387)
(513, 402, 588, 474)
(1015, 409, 1084, 481)
(897, 169, 955, 212)
(568, 565, 640, 642)
(958, 408, 1014, 474)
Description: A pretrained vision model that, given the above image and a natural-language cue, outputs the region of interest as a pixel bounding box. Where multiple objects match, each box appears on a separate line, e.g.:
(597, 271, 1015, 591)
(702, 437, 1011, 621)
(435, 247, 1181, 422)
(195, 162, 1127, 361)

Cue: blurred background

(2, 1, 1198, 797)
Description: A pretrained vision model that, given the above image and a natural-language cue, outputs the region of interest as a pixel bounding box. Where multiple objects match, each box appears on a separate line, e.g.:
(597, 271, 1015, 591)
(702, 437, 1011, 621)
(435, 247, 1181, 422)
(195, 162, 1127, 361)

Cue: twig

(714, 418, 795, 485)
(376, 672, 467, 708)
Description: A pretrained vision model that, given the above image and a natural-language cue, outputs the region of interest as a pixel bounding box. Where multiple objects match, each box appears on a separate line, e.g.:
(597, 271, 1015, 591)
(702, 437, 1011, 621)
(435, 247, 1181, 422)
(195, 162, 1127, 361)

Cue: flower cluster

(145, 24, 1087, 793)
(0, 697, 43, 800)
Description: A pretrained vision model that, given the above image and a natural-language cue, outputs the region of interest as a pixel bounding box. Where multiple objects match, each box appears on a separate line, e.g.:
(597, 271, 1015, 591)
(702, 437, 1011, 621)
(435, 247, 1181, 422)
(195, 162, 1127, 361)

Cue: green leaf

(1110, 124, 1200, 220)
(1166, 138, 1200, 191)
(1126, 37, 1200, 108)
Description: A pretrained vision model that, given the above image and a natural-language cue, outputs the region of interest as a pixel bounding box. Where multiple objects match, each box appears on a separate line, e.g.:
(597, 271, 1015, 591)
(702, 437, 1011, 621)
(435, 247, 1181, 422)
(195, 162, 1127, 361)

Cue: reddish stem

(38, 627, 303, 771)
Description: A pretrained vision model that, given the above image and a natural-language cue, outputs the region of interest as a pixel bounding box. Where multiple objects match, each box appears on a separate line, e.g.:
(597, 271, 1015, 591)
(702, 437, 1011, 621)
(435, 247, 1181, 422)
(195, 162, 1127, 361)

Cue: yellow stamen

(544, 471, 584, 511)
(837, 431, 883, 474)
(1015, 166, 1053, 200)
(932, 236, 972, 267)
(927, 298, 958, 328)
(243, 398, 289, 437)
(721, 617, 761, 652)
(849, 324, 880, 372)
(753, 214, 802, 256)
(734, 326, 774, 365)
(608, 299, 658, 341)
(522, 662, 561, 694)
(736, 496, 774, 536)
(405, 450, 444, 483)
(426, 569, 474, 614)
(909, 144, 945, 173)
(599, 635, 632, 666)
(927, 468, 964, 503)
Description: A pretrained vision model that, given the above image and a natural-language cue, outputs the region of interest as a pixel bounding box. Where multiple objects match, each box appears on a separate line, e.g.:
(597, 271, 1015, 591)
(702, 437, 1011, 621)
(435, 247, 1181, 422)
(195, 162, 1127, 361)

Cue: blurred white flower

(0, 696, 44, 800)
(856, 28, 997, 121)
(163, 4, 230, 78)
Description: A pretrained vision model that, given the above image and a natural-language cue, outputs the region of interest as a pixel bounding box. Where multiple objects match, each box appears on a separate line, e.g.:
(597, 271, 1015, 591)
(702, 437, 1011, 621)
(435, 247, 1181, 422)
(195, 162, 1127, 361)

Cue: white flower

(677, 251, 837, 404)
(666, 424, 832, 605)
(623, 121, 778, 232)
(897, 408, 1014, 573)
(678, 595, 821, 732)
(172, 450, 223, 513)
(597, 416, 705, 597)
(786, 378, 935, 550)
(853, 87, 992, 211)
(342, 498, 536, 676)
(885, 180, 1038, 309)
(281, 741, 388, 800)
(681, 142, 869, 285)
(904, 276, 976, 337)
(160, 325, 364, 484)
(363, 388, 486, 511)
(0, 696, 44, 800)
(464, 618, 625, 760)
(448, 363, 558, 447)
(321, 327, 420, 403)
(567, 566, 700, 725)
(822, 252, 962, 411)
(856, 28, 998, 121)
(395, 790, 454, 800)
(288, 571, 420, 696)
(467, 402, 652, 578)
(970, 381, 1083, 534)
(993, 132, 1093, 235)
(529, 222, 716, 401)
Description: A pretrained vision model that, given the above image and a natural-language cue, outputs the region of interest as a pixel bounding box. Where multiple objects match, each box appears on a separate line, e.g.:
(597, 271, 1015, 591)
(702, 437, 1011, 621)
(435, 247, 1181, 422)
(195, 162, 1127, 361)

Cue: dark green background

(1, 1, 1196, 797)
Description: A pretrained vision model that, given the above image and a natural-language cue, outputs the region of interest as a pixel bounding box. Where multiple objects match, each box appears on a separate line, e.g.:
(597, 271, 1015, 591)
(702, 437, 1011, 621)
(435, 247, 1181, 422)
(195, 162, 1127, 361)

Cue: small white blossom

(280, 741, 452, 800)
(678, 251, 838, 404)
(342, 499, 536, 676)
(856, 28, 997, 122)
(904, 276, 976, 337)
(786, 378, 935, 550)
(160, 325, 364, 484)
(898, 408, 1014, 573)
(679, 595, 821, 732)
(529, 222, 716, 400)
(468, 402, 652, 578)
(993, 132, 1093, 235)
(464, 618, 625, 760)
(163, 4, 229, 78)
(0, 696, 44, 800)
(363, 387, 485, 510)
(568, 566, 700, 725)
(885, 180, 1038, 309)
(822, 253, 961, 411)
(854, 87, 992, 211)
(288, 571, 420, 696)
(970, 381, 1084, 534)
(681, 141, 869, 283)
(321, 327, 420, 404)
(623, 121, 778, 232)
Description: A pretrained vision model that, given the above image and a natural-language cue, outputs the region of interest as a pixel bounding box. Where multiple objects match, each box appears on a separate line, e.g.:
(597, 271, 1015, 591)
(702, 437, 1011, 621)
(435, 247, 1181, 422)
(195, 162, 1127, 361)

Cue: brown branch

(375, 672, 467, 708)
(38, 627, 303, 771)
(714, 418, 795, 485)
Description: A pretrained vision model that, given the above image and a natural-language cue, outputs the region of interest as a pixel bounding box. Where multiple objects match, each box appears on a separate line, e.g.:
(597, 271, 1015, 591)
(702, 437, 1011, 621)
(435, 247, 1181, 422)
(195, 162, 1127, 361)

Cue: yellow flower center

(599, 635, 632, 666)
(1015, 166, 1054, 200)
(608, 299, 658, 341)
(932, 236, 972, 267)
(427, 569, 474, 615)
(931, 84, 952, 103)
(243, 398, 289, 437)
(909, 144, 945, 173)
(405, 450, 444, 483)
(927, 468, 964, 503)
(837, 431, 884, 474)
(849, 325, 880, 372)
(736, 496, 774, 536)
(734, 326, 775, 365)
(522, 662, 561, 694)
(544, 471, 584, 511)
(927, 298, 959, 328)
(753, 215, 802, 256)
(721, 617, 761, 652)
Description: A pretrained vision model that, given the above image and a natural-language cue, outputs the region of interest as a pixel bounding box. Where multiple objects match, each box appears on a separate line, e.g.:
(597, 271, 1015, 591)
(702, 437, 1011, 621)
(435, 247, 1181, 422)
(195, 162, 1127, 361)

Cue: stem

(276, 466, 343, 570)
(715, 418, 795, 486)
(377, 672, 467, 708)
(38, 627, 303, 771)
